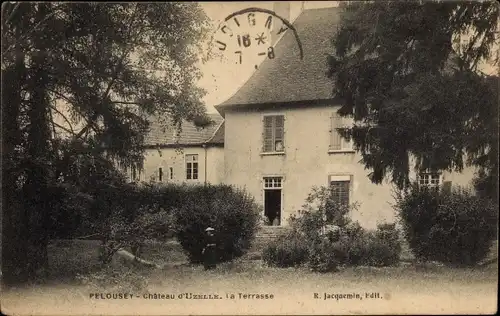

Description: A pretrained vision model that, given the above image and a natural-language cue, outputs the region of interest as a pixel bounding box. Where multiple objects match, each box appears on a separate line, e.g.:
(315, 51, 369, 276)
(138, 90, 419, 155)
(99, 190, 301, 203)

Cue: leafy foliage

(3, 2, 211, 170)
(289, 185, 354, 241)
(1, 2, 211, 283)
(395, 184, 498, 266)
(328, 2, 499, 195)
(99, 208, 174, 264)
(262, 232, 309, 268)
(174, 184, 261, 263)
(263, 186, 402, 271)
(307, 239, 343, 272)
(62, 182, 260, 265)
(342, 223, 401, 267)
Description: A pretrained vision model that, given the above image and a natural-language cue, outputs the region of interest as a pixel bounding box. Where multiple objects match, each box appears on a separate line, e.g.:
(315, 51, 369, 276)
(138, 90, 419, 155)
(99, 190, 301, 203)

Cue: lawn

(1, 239, 498, 315)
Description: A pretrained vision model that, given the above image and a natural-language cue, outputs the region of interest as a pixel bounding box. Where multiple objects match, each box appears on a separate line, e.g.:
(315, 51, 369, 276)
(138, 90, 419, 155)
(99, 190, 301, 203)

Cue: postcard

(1, 1, 498, 315)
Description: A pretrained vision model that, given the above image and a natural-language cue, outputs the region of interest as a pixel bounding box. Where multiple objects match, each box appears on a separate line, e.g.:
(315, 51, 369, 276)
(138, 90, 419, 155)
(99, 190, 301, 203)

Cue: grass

(43, 238, 500, 283)
(1, 239, 498, 315)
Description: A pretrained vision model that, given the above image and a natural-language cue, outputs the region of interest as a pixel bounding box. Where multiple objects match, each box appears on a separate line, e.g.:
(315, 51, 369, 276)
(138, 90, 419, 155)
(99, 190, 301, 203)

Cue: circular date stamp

(211, 7, 303, 69)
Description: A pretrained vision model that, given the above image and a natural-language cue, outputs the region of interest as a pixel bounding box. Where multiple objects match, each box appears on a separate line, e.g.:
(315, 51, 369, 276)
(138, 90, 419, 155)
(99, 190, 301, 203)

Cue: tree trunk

(1, 4, 30, 285)
(113, 249, 162, 269)
(20, 2, 52, 281)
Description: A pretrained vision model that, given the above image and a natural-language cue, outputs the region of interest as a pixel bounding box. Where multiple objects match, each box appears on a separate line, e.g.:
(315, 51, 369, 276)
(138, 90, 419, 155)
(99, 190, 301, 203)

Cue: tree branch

(49, 104, 75, 135)
(2, 2, 21, 28)
(3, 3, 64, 56)
(73, 5, 141, 141)
(110, 101, 142, 106)
(47, 89, 98, 134)
(52, 119, 77, 136)
(46, 88, 101, 136)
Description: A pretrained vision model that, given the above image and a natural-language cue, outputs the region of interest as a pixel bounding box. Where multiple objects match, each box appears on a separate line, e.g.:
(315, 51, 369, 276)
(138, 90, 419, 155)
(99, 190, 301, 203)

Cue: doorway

(263, 176, 283, 226)
(264, 189, 281, 226)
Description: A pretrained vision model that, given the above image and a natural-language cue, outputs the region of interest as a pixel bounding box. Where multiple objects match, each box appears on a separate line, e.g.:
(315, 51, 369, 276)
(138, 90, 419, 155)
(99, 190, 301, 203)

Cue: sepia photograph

(1, 1, 499, 315)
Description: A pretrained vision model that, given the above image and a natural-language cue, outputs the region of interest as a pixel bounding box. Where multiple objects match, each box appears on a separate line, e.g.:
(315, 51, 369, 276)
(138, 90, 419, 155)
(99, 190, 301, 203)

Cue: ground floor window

(418, 172, 441, 189)
(328, 175, 351, 207)
(130, 167, 142, 182)
(186, 154, 199, 180)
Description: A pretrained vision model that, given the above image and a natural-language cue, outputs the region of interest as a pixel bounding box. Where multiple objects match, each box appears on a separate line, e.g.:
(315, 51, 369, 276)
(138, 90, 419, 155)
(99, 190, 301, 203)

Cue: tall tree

(327, 1, 499, 198)
(1, 2, 211, 284)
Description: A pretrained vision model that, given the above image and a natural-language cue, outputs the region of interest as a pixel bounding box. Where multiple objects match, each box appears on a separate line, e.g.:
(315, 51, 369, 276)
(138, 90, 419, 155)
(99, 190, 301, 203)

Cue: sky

(197, 1, 498, 114)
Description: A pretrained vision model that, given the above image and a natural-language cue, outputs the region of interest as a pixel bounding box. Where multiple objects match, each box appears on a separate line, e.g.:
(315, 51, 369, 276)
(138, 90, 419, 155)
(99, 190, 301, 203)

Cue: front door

(263, 176, 283, 226)
(264, 189, 281, 226)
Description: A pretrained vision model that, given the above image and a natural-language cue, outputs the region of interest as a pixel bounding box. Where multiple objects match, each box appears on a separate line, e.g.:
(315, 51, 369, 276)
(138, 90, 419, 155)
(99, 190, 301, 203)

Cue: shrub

(308, 239, 343, 272)
(174, 184, 260, 263)
(72, 182, 258, 265)
(360, 232, 401, 267)
(262, 232, 309, 268)
(317, 222, 402, 267)
(98, 208, 175, 263)
(369, 223, 402, 266)
(270, 185, 401, 270)
(395, 184, 498, 266)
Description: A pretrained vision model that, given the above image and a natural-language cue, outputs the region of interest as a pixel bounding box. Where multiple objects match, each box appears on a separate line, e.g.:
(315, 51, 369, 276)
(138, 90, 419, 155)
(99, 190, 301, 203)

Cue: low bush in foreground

(307, 239, 344, 272)
(262, 186, 402, 272)
(341, 223, 401, 267)
(174, 184, 261, 264)
(395, 184, 498, 266)
(262, 232, 309, 268)
(87, 182, 260, 265)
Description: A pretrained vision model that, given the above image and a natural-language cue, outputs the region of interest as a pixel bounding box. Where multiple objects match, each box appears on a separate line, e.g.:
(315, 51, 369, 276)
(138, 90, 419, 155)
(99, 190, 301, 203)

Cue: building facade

(214, 6, 476, 229)
(131, 5, 477, 229)
(218, 103, 476, 229)
(130, 113, 225, 185)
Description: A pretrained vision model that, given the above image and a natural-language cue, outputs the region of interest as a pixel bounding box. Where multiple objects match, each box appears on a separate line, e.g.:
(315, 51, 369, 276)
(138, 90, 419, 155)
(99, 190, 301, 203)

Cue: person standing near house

(202, 227, 217, 270)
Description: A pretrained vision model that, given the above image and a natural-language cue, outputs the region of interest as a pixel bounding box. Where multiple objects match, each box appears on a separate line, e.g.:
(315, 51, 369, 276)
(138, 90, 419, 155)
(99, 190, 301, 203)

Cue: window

(263, 115, 285, 153)
(169, 167, 174, 180)
(329, 176, 351, 206)
(263, 177, 283, 189)
(330, 112, 353, 151)
(130, 167, 141, 182)
(418, 172, 441, 189)
(158, 167, 163, 182)
(186, 154, 199, 180)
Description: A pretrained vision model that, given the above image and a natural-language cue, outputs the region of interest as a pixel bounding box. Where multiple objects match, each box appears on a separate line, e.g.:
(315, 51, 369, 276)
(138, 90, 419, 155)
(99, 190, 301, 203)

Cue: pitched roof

(144, 113, 224, 146)
(207, 121, 224, 144)
(216, 7, 341, 112)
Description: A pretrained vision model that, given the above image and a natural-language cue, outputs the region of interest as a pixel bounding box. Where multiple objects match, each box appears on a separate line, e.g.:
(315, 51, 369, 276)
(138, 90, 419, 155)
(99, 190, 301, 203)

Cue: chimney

(271, 1, 304, 46)
(271, 2, 290, 46)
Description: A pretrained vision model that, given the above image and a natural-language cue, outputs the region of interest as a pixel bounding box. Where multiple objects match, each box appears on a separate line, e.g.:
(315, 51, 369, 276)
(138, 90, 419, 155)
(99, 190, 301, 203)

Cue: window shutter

(330, 181, 350, 206)
(341, 116, 353, 150)
(330, 113, 342, 150)
(263, 116, 273, 152)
